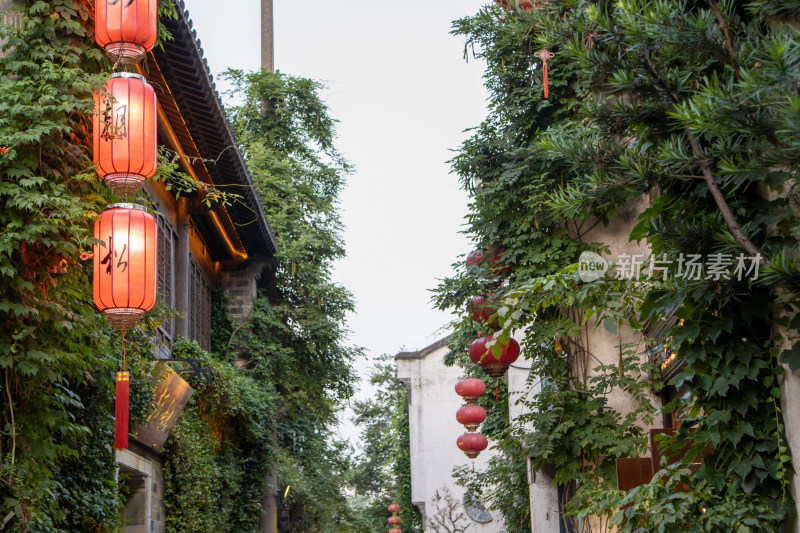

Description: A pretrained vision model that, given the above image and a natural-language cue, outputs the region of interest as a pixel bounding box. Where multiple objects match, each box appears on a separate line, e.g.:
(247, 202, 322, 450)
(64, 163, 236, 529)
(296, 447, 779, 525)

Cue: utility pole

(258, 2, 277, 531)
(261, 0, 274, 72)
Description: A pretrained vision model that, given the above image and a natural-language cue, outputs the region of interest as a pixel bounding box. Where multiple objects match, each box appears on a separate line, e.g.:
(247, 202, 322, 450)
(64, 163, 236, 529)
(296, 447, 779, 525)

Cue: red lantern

(388, 516, 402, 526)
(469, 335, 520, 377)
(388, 503, 401, 513)
(470, 293, 499, 325)
(466, 250, 483, 267)
(457, 432, 488, 459)
(94, 73, 157, 197)
(455, 378, 486, 404)
(466, 248, 508, 277)
(389, 529, 403, 533)
(95, 0, 158, 64)
(457, 405, 486, 432)
(93, 203, 157, 330)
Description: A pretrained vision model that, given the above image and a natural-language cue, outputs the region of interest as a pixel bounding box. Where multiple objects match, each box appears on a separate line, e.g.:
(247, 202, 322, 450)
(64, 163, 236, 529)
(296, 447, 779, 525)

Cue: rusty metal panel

(134, 363, 193, 452)
(616, 457, 654, 491)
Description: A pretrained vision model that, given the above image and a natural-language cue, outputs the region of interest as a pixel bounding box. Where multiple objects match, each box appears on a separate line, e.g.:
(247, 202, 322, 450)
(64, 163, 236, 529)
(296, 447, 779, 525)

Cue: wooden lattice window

(189, 259, 211, 351)
(155, 212, 176, 358)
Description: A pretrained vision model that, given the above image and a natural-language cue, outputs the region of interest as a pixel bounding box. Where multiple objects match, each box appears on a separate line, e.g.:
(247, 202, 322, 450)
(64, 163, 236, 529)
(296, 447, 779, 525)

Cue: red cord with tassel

(115, 330, 129, 450)
(534, 48, 555, 99)
(115, 371, 129, 449)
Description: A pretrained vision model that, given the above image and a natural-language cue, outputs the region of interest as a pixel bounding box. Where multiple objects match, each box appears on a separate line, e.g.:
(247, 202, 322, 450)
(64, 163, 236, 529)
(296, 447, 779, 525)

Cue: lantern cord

(496, 382, 499, 402)
(472, 462, 475, 474)
(121, 329, 126, 371)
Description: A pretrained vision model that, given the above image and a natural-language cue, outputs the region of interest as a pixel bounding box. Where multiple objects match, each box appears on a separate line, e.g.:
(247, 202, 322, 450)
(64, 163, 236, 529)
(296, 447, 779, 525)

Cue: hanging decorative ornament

(115, 369, 129, 449)
(95, 0, 158, 64)
(455, 378, 486, 404)
(389, 529, 403, 533)
(92, 204, 156, 450)
(388, 516, 402, 526)
(534, 49, 555, 99)
(457, 405, 487, 432)
(466, 250, 483, 268)
(469, 335, 521, 377)
(469, 293, 499, 326)
(388, 503, 401, 513)
(457, 432, 488, 459)
(94, 73, 158, 197)
(92, 203, 158, 330)
(466, 248, 509, 278)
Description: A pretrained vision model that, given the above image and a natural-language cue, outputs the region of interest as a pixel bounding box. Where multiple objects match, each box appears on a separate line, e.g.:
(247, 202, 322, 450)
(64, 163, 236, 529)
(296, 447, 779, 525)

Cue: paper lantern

(389, 529, 402, 533)
(469, 335, 520, 377)
(457, 432, 488, 459)
(455, 378, 486, 404)
(388, 516, 401, 526)
(388, 503, 401, 513)
(94, 73, 157, 197)
(457, 405, 487, 432)
(93, 203, 157, 330)
(95, 0, 158, 64)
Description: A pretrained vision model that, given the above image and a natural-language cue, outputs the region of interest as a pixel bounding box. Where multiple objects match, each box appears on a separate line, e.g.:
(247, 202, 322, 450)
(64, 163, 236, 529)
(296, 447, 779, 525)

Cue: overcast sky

(186, 0, 489, 443)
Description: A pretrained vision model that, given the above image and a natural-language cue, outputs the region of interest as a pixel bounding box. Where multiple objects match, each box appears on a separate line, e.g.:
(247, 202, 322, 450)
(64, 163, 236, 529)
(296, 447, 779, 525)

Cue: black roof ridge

(158, 0, 278, 257)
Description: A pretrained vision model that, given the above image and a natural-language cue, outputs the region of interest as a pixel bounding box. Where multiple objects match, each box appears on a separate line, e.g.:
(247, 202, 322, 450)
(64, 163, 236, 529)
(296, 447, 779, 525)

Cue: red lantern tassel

(535, 49, 555, 99)
(115, 371, 129, 450)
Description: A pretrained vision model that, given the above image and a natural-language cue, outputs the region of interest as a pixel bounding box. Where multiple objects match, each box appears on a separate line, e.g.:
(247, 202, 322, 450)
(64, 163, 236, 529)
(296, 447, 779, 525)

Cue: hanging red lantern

(388, 516, 402, 526)
(95, 0, 158, 64)
(457, 405, 487, 432)
(457, 432, 488, 459)
(93, 203, 157, 330)
(455, 378, 486, 404)
(469, 335, 520, 377)
(94, 73, 157, 197)
(469, 293, 499, 325)
(466, 248, 509, 277)
(466, 250, 483, 267)
(388, 503, 401, 513)
(389, 529, 402, 533)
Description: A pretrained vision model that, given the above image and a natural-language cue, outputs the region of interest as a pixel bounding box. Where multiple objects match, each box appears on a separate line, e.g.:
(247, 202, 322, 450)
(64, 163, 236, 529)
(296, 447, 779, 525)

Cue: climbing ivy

(436, 0, 800, 530)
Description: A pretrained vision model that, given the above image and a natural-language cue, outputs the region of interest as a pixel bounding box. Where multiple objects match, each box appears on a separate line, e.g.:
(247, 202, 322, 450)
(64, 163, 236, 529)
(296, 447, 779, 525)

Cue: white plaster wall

(397, 343, 504, 533)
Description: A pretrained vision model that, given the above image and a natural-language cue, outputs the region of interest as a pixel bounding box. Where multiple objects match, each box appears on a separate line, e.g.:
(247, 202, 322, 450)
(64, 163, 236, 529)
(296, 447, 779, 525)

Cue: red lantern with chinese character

(457, 432, 488, 459)
(455, 378, 486, 404)
(388, 516, 401, 526)
(94, 73, 157, 197)
(93, 203, 157, 330)
(469, 335, 520, 377)
(457, 405, 486, 432)
(95, 0, 158, 64)
(388, 503, 401, 513)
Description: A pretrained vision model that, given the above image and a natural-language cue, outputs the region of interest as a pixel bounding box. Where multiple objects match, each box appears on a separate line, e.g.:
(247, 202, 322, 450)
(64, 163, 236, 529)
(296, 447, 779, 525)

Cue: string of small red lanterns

(455, 248, 521, 463)
(89, 0, 159, 450)
(387, 503, 402, 533)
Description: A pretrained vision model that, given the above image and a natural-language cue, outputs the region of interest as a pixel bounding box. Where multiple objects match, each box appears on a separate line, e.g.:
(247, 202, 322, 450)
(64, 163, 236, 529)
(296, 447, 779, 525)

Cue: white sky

(185, 0, 489, 444)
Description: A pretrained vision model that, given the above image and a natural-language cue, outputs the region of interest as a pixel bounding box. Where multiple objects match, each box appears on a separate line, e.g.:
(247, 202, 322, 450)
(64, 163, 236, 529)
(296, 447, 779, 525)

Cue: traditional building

(0, 0, 276, 530)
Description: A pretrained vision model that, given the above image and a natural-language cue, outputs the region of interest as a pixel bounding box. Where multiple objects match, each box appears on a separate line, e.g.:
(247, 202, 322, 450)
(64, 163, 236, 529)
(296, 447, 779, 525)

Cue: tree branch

(641, 50, 765, 263)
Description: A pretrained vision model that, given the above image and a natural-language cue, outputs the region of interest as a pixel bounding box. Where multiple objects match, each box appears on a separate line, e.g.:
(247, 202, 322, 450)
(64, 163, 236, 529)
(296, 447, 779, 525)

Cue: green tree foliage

(171, 69, 361, 531)
(436, 0, 800, 530)
(163, 339, 276, 533)
(349, 357, 421, 533)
